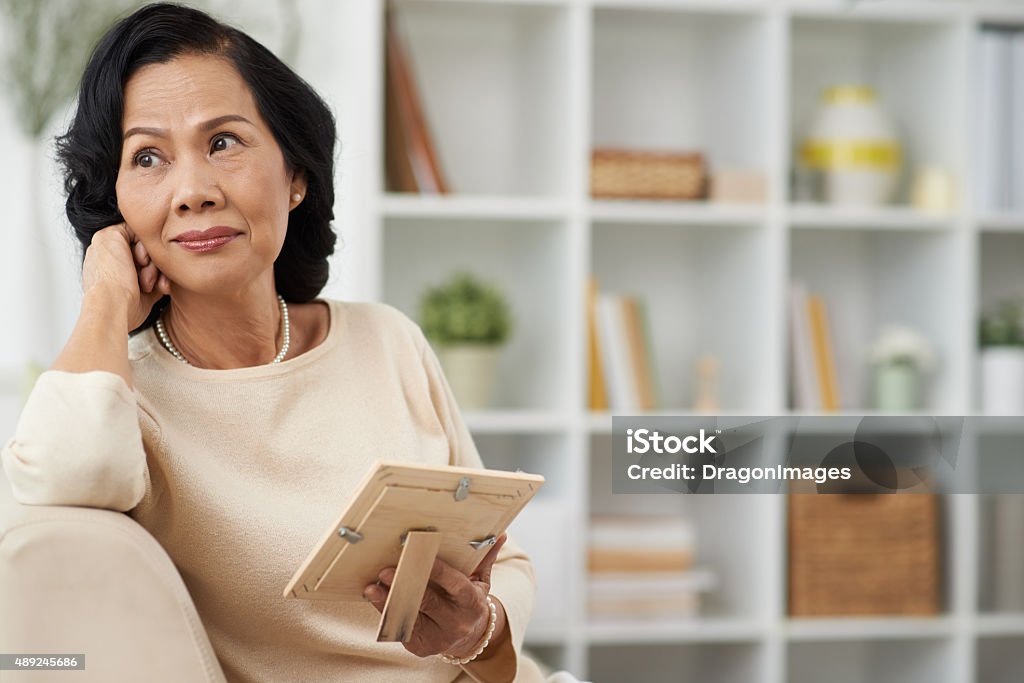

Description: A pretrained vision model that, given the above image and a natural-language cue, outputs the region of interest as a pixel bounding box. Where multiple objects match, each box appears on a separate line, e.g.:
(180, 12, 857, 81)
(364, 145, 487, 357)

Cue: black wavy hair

(55, 2, 337, 335)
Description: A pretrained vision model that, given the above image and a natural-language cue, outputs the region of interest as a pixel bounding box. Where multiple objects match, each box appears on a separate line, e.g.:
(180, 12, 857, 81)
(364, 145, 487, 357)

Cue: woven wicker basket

(788, 492, 941, 617)
(591, 149, 707, 200)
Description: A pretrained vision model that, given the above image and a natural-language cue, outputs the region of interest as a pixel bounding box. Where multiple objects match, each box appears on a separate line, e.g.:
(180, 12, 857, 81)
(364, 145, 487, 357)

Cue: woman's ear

(289, 170, 309, 210)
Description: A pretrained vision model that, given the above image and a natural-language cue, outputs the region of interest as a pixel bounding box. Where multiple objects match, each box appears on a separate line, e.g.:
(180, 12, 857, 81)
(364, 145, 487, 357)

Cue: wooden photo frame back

(283, 461, 544, 642)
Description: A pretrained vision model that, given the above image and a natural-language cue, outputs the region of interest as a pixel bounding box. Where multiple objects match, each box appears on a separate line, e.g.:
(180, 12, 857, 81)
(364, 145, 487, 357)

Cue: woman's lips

(174, 233, 241, 252)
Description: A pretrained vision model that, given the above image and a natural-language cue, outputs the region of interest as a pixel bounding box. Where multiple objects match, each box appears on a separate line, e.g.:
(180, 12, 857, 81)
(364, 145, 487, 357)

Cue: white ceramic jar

(981, 347, 1024, 415)
(800, 85, 902, 206)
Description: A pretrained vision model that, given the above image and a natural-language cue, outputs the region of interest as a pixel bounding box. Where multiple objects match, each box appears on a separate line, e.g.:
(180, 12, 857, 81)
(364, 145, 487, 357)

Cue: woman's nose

(171, 157, 224, 214)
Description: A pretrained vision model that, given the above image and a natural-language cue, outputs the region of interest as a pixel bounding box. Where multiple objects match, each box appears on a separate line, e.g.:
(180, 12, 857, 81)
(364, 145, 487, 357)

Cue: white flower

(868, 325, 937, 371)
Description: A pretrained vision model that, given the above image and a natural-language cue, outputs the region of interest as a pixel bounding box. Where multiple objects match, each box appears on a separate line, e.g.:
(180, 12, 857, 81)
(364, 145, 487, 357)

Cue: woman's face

(115, 53, 305, 295)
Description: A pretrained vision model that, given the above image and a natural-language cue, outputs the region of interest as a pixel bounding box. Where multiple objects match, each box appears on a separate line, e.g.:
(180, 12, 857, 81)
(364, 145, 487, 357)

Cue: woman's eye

(133, 150, 161, 168)
(211, 134, 240, 153)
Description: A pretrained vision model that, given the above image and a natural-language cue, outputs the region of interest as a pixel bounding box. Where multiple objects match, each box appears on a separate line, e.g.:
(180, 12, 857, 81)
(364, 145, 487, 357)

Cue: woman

(0, 4, 546, 682)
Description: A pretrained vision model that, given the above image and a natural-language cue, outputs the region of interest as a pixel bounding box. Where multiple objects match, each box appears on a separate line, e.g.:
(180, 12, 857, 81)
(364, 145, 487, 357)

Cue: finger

(427, 557, 476, 606)
(139, 263, 157, 293)
(471, 533, 507, 586)
(157, 273, 171, 295)
(376, 566, 396, 586)
(133, 240, 150, 266)
(363, 583, 388, 613)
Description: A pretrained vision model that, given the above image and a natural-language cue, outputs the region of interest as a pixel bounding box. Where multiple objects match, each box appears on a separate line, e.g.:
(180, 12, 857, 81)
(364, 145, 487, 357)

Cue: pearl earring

(293, 193, 302, 202)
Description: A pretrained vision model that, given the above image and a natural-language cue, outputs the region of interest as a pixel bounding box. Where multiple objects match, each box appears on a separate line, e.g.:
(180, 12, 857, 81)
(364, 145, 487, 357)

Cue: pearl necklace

(155, 294, 290, 366)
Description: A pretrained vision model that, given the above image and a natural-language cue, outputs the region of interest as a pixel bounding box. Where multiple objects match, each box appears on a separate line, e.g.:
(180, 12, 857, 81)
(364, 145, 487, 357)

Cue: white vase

(436, 344, 501, 410)
(800, 85, 901, 206)
(873, 363, 920, 412)
(981, 347, 1024, 415)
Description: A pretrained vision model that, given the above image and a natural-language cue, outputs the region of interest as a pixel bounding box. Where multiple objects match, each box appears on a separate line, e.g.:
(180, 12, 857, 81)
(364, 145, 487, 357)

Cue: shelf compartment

(591, 221, 775, 412)
(977, 233, 1024, 413)
(977, 635, 1024, 683)
(789, 228, 967, 413)
(592, 7, 773, 186)
(383, 216, 571, 411)
(789, 14, 965, 205)
(979, 232, 1024, 309)
(979, 231, 1024, 326)
(787, 638, 956, 683)
(388, 0, 571, 196)
(523, 644, 573, 681)
(587, 642, 767, 683)
(480, 433, 574, 628)
(978, 492, 1024, 612)
(588, 434, 776, 621)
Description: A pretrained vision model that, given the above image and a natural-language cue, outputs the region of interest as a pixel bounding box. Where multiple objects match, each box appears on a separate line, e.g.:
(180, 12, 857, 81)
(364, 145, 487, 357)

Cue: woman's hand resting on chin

(83, 222, 171, 331)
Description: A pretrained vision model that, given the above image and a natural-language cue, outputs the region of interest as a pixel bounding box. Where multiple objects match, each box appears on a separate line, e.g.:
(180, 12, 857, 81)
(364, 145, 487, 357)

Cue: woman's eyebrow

(122, 114, 255, 141)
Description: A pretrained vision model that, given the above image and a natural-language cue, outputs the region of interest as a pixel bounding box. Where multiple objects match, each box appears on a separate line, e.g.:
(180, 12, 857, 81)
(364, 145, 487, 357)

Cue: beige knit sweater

(2, 298, 545, 683)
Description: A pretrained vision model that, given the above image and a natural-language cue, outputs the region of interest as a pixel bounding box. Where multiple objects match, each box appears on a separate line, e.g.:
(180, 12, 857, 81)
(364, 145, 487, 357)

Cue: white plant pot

(873, 363, 920, 412)
(436, 344, 502, 410)
(981, 347, 1024, 415)
(800, 85, 901, 207)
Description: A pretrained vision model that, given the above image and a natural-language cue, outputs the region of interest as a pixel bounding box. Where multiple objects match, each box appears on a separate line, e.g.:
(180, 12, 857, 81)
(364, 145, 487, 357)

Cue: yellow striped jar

(799, 85, 902, 206)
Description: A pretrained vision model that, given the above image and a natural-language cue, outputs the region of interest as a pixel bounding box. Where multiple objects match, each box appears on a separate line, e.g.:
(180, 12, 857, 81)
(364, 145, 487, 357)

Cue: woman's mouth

(174, 234, 241, 252)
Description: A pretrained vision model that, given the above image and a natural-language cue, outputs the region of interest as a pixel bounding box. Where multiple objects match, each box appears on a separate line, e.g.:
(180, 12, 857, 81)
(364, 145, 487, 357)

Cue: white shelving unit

(338, 1, 1024, 680)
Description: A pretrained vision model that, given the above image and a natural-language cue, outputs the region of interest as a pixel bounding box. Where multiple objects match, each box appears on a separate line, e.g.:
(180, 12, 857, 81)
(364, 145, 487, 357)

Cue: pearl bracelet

(438, 595, 497, 666)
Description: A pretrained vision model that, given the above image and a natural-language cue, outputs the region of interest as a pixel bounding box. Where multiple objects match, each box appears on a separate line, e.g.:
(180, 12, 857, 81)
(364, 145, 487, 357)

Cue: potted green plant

(867, 325, 936, 412)
(979, 299, 1024, 414)
(419, 272, 513, 410)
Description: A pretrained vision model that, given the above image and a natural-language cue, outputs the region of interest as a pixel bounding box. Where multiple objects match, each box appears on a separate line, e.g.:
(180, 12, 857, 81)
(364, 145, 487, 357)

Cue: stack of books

(789, 281, 841, 412)
(977, 27, 1024, 213)
(587, 277, 659, 412)
(587, 515, 716, 619)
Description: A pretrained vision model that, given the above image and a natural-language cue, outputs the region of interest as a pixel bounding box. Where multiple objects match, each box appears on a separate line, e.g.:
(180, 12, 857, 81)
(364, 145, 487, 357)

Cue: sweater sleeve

(1, 370, 149, 512)
(416, 329, 537, 683)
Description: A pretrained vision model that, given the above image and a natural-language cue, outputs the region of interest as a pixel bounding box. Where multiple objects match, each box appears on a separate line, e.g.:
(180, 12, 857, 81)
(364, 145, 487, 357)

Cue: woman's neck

(161, 284, 284, 369)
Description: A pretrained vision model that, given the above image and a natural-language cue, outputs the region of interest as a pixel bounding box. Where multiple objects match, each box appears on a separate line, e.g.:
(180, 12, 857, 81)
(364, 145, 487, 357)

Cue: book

(633, 299, 662, 410)
(588, 569, 717, 595)
(587, 569, 716, 618)
(594, 293, 659, 412)
(789, 281, 818, 411)
(622, 296, 657, 411)
(588, 594, 700, 618)
(587, 277, 609, 411)
(807, 294, 840, 411)
(384, 2, 448, 194)
(588, 548, 693, 574)
(588, 515, 696, 574)
(596, 294, 639, 411)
